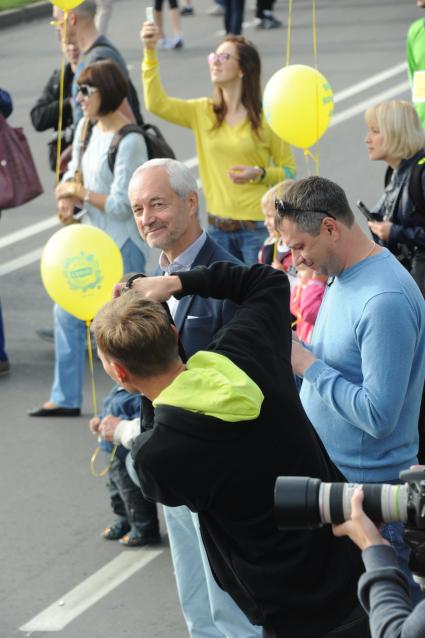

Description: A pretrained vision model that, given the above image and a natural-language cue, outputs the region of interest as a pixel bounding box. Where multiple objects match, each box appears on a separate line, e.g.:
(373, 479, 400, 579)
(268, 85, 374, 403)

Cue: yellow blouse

(142, 49, 296, 221)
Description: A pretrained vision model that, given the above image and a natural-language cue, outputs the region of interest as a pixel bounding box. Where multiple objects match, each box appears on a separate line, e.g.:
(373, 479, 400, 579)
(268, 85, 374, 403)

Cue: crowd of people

(1, 0, 425, 636)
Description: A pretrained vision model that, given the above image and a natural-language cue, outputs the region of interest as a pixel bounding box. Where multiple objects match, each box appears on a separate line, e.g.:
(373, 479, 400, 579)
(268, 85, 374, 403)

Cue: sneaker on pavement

(170, 36, 184, 49)
(208, 3, 224, 15)
(119, 529, 162, 547)
(0, 360, 10, 376)
(180, 5, 194, 15)
(257, 16, 282, 29)
(157, 37, 171, 49)
(36, 328, 54, 342)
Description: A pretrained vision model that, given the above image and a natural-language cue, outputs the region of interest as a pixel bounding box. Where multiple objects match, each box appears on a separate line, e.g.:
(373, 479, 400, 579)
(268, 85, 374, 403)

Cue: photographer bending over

(333, 485, 425, 638)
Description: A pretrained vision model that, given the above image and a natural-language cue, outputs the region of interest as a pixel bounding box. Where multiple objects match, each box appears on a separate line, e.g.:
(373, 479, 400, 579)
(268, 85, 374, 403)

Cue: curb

(0, 1, 51, 30)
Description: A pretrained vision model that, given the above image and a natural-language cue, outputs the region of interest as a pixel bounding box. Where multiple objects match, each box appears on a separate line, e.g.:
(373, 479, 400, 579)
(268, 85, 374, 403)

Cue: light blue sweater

(64, 118, 148, 254)
(300, 249, 425, 482)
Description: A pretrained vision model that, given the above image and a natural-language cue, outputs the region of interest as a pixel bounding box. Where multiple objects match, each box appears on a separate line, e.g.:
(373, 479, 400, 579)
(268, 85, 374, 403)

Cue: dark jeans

(0, 300, 7, 362)
(107, 455, 159, 536)
(263, 606, 371, 638)
(256, 0, 274, 19)
(224, 0, 245, 34)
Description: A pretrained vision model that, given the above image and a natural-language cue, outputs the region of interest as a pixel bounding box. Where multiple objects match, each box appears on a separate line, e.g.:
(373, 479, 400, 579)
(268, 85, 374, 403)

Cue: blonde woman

(364, 100, 425, 294)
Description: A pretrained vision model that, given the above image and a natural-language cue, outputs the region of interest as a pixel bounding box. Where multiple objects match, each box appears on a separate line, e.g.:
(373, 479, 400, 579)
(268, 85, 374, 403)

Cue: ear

(111, 361, 129, 384)
(187, 191, 199, 217)
(322, 217, 339, 240)
(170, 324, 180, 341)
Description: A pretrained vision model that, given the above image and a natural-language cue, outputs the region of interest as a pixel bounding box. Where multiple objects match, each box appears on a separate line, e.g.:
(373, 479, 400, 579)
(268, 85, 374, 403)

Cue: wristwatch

(123, 273, 146, 292)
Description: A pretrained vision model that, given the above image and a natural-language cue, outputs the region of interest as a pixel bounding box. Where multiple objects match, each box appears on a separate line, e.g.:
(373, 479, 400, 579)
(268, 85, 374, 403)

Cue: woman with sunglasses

(29, 59, 148, 418)
(140, 22, 296, 264)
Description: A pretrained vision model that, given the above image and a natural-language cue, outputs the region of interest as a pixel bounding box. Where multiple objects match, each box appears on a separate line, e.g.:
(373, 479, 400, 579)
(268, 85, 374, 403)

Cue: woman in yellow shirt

(140, 22, 296, 264)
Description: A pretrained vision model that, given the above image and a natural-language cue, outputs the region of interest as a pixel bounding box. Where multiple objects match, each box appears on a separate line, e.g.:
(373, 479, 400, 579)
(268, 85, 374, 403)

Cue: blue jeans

(164, 505, 262, 638)
(223, 0, 245, 34)
(0, 300, 8, 362)
(208, 223, 267, 266)
(50, 239, 145, 408)
(381, 521, 425, 606)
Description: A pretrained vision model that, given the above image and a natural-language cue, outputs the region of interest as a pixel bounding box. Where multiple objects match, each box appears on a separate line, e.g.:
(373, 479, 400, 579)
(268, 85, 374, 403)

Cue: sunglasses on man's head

(77, 84, 98, 98)
(274, 198, 336, 220)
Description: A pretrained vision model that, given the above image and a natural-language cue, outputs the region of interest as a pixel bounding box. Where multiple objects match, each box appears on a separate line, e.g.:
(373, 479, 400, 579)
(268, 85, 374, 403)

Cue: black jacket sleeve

(30, 68, 73, 132)
(176, 262, 292, 375)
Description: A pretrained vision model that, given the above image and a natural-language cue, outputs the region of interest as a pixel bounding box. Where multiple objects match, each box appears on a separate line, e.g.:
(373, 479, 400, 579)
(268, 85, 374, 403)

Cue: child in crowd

(89, 385, 160, 547)
(258, 181, 297, 289)
(290, 265, 327, 343)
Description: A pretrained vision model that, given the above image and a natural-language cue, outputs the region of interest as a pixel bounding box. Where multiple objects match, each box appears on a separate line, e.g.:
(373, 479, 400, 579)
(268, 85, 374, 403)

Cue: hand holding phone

(356, 200, 383, 222)
(141, 7, 159, 48)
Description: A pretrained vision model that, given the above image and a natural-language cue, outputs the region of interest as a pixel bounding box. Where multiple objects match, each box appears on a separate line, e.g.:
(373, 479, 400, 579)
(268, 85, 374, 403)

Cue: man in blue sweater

(276, 175, 425, 602)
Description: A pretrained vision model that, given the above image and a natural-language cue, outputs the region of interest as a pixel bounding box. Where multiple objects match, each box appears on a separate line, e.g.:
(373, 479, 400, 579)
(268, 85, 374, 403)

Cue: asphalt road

(0, 1, 420, 637)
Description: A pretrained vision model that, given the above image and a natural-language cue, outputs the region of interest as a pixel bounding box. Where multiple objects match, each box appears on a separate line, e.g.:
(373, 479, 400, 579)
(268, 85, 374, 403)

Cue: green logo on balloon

(64, 252, 103, 293)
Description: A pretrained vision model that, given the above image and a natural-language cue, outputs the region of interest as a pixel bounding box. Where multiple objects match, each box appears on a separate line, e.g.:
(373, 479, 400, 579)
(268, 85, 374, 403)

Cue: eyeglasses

(77, 84, 98, 98)
(274, 198, 336, 220)
(207, 52, 239, 65)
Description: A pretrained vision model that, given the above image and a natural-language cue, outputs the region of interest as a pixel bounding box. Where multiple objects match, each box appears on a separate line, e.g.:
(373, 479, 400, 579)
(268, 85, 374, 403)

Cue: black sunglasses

(77, 84, 98, 98)
(274, 198, 336, 220)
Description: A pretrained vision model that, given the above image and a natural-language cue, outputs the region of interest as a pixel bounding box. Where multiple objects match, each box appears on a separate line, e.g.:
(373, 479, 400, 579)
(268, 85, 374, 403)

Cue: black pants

(256, 0, 274, 19)
(263, 605, 371, 638)
(107, 455, 159, 535)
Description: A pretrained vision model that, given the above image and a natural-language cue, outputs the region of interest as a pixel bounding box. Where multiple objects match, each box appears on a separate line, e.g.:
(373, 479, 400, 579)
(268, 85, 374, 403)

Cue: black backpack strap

(408, 155, 425, 216)
(107, 124, 143, 172)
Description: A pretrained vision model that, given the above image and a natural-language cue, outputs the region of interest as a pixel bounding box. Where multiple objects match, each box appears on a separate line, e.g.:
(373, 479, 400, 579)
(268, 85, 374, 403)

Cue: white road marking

(0, 216, 59, 249)
(0, 248, 43, 277)
(0, 64, 411, 278)
(334, 62, 407, 103)
(19, 548, 163, 632)
(330, 80, 410, 127)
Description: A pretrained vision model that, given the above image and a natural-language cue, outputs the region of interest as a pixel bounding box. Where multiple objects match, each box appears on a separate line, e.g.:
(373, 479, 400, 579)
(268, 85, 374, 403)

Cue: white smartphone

(146, 6, 154, 22)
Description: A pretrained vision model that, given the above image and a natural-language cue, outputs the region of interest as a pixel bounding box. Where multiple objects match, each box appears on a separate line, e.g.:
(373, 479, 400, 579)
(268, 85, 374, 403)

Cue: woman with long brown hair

(140, 22, 296, 264)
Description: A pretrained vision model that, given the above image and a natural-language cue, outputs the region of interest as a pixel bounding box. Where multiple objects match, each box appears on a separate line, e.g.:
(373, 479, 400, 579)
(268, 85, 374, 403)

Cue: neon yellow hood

(153, 351, 264, 422)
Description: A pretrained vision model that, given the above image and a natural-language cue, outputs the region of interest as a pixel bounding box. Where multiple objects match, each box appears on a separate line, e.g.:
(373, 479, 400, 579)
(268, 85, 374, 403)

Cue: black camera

(274, 469, 425, 588)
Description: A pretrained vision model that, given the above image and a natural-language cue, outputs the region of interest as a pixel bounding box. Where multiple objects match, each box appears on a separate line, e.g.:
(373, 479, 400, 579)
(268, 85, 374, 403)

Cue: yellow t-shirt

(142, 49, 296, 221)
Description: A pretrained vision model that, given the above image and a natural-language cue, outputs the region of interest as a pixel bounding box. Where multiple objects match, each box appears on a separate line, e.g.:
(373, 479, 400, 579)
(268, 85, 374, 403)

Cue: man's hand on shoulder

(291, 338, 316, 376)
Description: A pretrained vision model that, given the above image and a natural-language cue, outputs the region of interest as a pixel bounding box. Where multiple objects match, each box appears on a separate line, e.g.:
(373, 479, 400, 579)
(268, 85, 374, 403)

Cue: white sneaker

(208, 3, 224, 16)
(170, 36, 184, 49)
(157, 37, 171, 49)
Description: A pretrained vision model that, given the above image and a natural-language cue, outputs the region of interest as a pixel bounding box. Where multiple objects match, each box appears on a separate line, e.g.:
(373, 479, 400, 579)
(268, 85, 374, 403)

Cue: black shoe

(180, 5, 193, 15)
(257, 16, 282, 29)
(103, 520, 131, 541)
(0, 360, 10, 377)
(36, 328, 54, 342)
(28, 406, 81, 417)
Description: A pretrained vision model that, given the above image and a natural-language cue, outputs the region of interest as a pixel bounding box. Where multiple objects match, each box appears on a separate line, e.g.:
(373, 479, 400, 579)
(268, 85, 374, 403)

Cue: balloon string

(55, 12, 67, 183)
(90, 443, 118, 478)
(285, 0, 293, 66)
(303, 149, 319, 176)
(86, 319, 98, 417)
(312, 0, 320, 172)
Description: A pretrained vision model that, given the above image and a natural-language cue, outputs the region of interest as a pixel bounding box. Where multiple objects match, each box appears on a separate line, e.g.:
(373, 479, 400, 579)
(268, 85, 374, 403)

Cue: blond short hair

(261, 180, 295, 209)
(365, 100, 425, 160)
(93, 291, 179, 378)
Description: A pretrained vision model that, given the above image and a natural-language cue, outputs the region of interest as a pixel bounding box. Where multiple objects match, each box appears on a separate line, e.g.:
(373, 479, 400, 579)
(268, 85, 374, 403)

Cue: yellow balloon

(41, 225, 123, 321)
(263, 65, 334, 149)
(49, 0, 84, 11)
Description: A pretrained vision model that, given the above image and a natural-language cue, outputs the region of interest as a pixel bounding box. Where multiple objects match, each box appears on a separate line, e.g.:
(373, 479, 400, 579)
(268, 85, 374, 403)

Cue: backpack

(384, 154, 425, 217)
(107, 123, 176, 172)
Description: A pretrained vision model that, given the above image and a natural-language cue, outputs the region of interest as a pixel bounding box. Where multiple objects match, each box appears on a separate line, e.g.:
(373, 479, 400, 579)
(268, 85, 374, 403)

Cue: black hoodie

(132, 263, 364, 637)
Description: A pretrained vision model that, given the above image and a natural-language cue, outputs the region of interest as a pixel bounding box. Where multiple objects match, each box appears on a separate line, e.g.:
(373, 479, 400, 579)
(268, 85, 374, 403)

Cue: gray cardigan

(358, 544, 425, 638)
